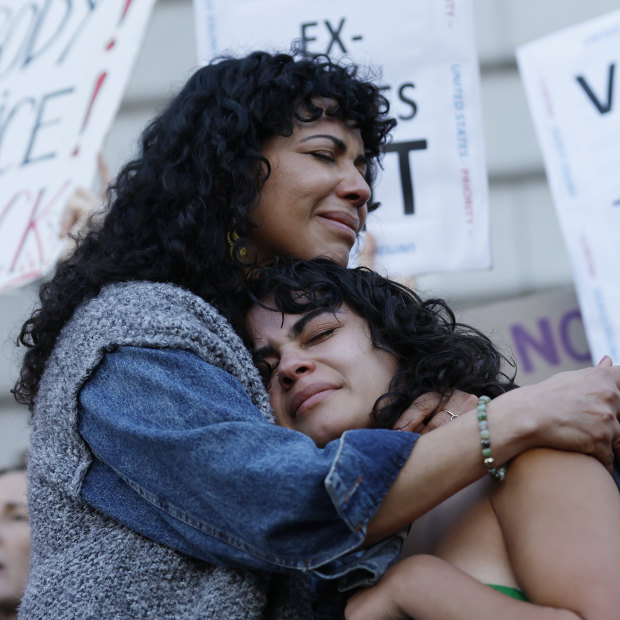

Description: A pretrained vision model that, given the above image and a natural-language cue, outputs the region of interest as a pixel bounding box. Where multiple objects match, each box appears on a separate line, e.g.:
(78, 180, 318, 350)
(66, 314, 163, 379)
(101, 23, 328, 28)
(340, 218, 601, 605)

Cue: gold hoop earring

(227, 230, 247, 260)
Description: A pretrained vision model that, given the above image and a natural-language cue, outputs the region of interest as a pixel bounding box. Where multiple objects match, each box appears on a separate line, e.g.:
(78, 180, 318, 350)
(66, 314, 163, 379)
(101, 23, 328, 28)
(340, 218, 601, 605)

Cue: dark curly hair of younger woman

(14, 51, 395, 410)
(246, 258, 518, 430)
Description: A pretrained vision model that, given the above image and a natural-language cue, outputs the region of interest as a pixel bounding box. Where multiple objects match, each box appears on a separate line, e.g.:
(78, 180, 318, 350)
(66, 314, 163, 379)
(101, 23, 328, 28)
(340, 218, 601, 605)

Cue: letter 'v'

(575, 63, 615, 114)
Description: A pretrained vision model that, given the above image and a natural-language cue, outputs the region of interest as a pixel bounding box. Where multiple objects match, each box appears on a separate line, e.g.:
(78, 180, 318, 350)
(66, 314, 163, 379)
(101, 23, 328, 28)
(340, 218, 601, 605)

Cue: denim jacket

(78, 345, 418, 588)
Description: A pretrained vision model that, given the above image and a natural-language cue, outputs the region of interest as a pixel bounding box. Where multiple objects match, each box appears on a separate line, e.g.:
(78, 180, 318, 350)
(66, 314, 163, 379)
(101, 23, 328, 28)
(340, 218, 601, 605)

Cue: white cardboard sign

(0, 0, 156, 292)
(193, 0, 490, 277)
(517, 10, 620, 363)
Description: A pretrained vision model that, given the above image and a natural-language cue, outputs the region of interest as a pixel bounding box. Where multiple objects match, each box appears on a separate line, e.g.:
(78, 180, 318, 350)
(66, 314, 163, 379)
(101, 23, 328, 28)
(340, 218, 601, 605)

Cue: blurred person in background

(0, 465, 29, 620)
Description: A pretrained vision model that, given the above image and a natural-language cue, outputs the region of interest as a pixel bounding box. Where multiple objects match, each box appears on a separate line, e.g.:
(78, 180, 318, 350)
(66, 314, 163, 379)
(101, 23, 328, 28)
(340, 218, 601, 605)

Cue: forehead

(267, 114, 365, 151)
(247, 299, 362, 349)
(246, 299, 302, 347)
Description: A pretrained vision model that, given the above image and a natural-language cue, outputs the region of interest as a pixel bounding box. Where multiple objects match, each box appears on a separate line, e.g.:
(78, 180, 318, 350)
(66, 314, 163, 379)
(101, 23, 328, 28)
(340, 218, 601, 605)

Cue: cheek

(269, 391, 292, 429)
(4, 534, 30, 584)
(358, 205, 368, 232)
(273, 410, 290, 428)
(282, 162, 334, 202)
(365, 352, 398, 397)
(14, 530, 31, 559)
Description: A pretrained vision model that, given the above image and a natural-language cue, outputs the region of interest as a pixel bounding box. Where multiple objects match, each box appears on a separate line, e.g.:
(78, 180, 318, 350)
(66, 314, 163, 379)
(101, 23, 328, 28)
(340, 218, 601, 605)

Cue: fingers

(601, 365, 620, 406)
(392, 393, 441, 432)
(96, 152, 112, 198)
(613, 419, 620, 467)
(557, 365, 620, 471)
(592, 437, 615, 475)
(423, 409, 459, 433)
(394, 390, 479, 433)
(442, 390, 479, 413)
(59, 187, 100, 238)
(428, 390, 479, 431)
(59, 204, 77, 239)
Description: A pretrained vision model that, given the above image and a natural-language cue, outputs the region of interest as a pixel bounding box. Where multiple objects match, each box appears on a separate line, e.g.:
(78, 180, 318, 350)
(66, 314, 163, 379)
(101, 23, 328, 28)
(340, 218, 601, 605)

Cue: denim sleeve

(78, 345, 418, 583)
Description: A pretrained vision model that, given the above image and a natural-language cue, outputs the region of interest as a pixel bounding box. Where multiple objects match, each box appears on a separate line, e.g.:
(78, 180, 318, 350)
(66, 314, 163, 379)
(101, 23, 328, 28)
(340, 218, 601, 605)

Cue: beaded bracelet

(477, 395, 506, 482)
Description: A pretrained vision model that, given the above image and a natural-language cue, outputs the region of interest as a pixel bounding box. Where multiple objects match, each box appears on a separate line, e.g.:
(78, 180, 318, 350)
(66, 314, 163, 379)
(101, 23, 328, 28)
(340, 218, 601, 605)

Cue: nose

(277, 351, 316, 389)
(337, 164, 371, 212)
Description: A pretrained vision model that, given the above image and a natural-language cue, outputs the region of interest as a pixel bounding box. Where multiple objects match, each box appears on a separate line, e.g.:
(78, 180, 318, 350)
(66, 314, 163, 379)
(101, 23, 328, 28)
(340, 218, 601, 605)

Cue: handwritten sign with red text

(193, 0, 491, 278)
(0, 0, 155, 292)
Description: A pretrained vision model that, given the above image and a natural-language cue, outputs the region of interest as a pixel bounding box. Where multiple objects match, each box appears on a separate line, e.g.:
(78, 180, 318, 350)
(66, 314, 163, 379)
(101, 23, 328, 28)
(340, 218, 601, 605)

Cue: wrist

(485, 389, 539, 464)
(388, 555, 437, 607)
(477, 396, 507, 481)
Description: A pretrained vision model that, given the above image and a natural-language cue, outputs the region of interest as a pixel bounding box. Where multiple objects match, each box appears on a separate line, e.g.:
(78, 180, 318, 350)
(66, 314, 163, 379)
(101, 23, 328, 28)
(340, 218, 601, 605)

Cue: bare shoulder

(490, 448, 620, 618)
(494, 447, 619, 503)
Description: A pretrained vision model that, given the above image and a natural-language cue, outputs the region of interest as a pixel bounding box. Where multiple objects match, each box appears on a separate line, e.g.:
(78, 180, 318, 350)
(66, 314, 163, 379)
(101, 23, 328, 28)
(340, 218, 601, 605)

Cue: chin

(311, 246, 351, 266)
(309, 426, 341, 449)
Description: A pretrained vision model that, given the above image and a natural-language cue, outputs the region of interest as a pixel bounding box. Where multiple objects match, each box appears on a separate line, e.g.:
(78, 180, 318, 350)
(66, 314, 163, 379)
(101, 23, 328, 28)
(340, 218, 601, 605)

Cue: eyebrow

(299, 134, 368, 167)
(289, 308, 332, 338)
(253, 308, 335, 359)
(300, 133, 346, 150)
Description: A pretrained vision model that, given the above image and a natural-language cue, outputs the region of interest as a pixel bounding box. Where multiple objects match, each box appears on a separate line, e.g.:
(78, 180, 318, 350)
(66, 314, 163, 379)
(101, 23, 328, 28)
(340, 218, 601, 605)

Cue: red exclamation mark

(72, 72, 107, 157)
(107, 0, 136, 50)
(71, 0, 136, 156)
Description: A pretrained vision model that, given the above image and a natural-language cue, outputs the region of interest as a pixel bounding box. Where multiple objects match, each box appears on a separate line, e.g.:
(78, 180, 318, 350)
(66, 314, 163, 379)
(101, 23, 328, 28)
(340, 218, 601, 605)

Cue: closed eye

(310, 151, 335, 162)
(305, 327, 336, 345)
(254, 356, 278, 388)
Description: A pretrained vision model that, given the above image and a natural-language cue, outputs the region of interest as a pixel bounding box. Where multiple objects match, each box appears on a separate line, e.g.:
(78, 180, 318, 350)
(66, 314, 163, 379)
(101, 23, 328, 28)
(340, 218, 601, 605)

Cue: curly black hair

(246, 258, 517, 430)
(14, 51, 395, 410)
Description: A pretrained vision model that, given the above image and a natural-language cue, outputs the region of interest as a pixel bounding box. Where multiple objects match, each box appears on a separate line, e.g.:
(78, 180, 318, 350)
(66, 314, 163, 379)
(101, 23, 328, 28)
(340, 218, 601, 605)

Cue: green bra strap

(487, 584, 528, 601)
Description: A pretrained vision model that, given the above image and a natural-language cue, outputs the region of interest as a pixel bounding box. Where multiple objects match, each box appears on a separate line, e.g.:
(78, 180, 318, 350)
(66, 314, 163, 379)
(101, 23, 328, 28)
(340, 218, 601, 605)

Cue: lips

(288, 382, 339, 418)
(317, 210, 359, 235)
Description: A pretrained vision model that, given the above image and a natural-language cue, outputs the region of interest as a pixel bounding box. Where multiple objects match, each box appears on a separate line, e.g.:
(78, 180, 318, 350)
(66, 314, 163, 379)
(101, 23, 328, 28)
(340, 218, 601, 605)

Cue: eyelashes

(255, 358, 277, 388)
(309, 151, 367, 176)
(310, 151, 335, 162)
(306, 327, 335, 344)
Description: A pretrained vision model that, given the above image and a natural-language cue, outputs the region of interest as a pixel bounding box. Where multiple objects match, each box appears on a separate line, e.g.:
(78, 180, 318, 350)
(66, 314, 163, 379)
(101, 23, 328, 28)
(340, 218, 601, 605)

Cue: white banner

(0, 0, 156, 292)
(517, 10, 620, 363)
(193, 0, 490, 277)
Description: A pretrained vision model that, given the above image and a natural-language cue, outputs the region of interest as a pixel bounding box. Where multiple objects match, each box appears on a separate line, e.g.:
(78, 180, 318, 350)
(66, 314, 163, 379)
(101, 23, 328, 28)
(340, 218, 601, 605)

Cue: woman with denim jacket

(14, 51, 620, 618)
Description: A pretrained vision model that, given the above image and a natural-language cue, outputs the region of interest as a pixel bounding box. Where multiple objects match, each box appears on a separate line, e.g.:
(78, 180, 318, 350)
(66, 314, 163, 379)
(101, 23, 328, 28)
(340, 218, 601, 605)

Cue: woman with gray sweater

(15, 51, 620, 618)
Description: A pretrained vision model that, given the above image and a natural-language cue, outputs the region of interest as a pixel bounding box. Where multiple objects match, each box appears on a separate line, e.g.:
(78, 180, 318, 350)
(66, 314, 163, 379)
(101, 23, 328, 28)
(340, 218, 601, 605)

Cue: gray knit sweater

(20, 281, 314, 619)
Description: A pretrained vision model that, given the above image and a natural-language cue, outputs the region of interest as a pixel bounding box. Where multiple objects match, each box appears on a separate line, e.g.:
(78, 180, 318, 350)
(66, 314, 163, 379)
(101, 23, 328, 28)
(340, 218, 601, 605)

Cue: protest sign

(517, 10, 620, 364)
(0, 0, 156, 292)
(193, 0, 490, 277)
(462, 287, 591, 386)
